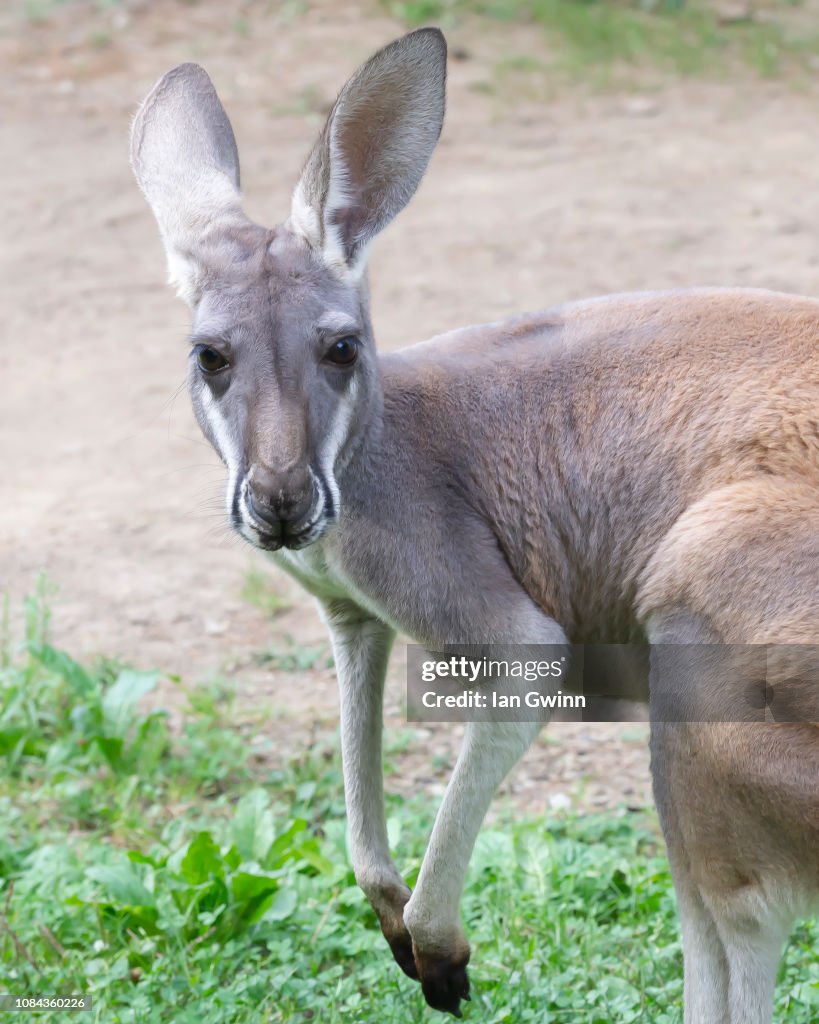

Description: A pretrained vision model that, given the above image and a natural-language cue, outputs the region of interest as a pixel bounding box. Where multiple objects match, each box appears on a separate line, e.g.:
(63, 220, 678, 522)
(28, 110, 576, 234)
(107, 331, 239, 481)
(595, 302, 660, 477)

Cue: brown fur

(374, 289, 819, 643)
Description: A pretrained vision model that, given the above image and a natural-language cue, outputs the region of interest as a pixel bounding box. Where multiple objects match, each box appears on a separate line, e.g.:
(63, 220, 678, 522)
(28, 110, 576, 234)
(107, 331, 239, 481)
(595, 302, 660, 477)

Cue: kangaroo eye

(196, 346, 229, 373)
(325, 336, 359, 367)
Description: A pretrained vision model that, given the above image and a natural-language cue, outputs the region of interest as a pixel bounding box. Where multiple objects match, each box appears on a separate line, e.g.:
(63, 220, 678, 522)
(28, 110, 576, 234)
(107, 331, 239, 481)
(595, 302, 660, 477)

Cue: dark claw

(417, 951, 471, 1016)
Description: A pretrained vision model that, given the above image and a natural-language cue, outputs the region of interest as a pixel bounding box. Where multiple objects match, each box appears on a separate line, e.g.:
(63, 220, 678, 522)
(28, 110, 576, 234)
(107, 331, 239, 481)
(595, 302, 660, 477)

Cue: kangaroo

(131, 28, 819, 1021)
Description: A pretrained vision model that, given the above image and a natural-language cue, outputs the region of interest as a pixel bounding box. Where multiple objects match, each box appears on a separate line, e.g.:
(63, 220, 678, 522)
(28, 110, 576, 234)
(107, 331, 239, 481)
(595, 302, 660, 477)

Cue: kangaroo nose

(246, 464, 314, 535)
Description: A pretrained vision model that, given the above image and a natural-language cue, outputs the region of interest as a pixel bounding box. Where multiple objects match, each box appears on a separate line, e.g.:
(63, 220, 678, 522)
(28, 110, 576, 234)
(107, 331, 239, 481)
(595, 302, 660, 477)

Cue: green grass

(386, 0, 819, 83)
(251, 635, 333, 673)
(241, 570, 291, 620)
(1, 586, 818, 1021)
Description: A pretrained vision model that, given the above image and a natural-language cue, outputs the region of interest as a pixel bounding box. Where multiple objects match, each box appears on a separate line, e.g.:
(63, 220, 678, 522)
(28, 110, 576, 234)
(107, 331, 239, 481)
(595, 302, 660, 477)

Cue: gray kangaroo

(132, 28, 819, 1021)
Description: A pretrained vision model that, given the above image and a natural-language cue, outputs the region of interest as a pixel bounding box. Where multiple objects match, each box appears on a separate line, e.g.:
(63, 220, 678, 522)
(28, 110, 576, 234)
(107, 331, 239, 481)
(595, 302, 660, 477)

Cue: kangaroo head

(131, 30, 446, 551)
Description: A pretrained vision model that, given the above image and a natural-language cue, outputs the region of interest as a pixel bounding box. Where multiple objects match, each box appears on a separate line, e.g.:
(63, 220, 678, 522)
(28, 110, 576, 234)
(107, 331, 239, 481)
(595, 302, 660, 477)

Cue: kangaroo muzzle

(241, 462, 320, 549)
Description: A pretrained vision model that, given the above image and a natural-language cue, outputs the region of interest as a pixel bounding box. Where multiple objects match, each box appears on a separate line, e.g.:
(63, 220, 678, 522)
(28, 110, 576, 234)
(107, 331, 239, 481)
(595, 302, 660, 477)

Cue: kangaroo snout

(243, 463, 317, 546)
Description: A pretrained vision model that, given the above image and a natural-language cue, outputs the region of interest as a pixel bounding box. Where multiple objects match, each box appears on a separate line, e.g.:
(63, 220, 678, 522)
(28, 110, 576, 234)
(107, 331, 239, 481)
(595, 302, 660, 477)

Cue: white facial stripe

(301, 466, 328, 538)
(318, 377, 358, 518)
(236, 477, 270, 546)
(199, 386, 242, 518)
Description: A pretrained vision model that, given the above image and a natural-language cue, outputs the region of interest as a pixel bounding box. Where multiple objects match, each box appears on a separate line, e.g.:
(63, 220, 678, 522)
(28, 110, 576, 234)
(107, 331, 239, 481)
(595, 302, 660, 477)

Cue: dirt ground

(3, 0, 819, 816)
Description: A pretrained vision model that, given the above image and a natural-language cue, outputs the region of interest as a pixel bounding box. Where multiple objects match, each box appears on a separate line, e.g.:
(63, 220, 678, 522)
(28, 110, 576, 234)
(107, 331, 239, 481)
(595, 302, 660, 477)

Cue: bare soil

(4, 0, 819, 816)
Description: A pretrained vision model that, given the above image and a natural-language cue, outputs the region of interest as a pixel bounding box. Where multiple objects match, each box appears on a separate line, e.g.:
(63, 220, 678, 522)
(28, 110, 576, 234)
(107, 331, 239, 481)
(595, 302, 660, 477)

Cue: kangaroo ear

(131, 63, 249, 306)
(290, 28, 447, 278)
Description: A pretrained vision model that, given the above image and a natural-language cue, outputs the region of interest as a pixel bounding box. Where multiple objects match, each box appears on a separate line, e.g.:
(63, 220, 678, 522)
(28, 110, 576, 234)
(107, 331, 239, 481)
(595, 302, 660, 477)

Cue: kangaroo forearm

(325, 612, 402, 894)
(404, 718, 541, 944)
